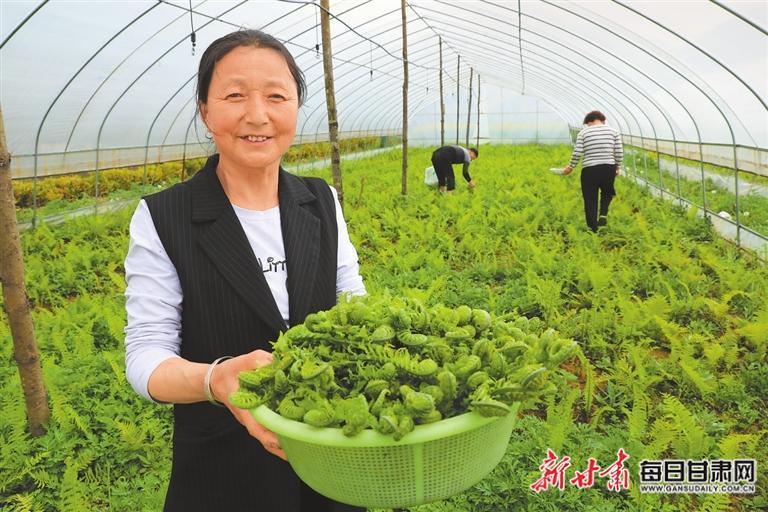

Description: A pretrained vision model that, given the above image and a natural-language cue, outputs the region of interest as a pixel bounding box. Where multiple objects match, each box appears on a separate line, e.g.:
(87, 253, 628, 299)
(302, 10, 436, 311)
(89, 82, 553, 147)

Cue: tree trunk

(320, 0, 343, 206)
(401, 0, 408, 196)
(465, 67, 473, 147)
(0, 103, 49, 437)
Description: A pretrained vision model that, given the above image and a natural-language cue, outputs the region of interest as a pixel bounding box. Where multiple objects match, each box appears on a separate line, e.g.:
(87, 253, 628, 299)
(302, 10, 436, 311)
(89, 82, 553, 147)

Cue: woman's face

(201, 46, 299, 172)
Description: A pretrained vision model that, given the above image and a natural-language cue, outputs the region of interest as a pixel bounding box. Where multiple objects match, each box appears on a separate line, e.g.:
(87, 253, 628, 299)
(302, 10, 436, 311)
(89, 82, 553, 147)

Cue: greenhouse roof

(1, 0, 766, 174)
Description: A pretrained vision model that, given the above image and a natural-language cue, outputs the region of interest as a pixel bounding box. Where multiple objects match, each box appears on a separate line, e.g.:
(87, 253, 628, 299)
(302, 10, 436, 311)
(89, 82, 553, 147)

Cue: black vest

(145, 155, 357, 511)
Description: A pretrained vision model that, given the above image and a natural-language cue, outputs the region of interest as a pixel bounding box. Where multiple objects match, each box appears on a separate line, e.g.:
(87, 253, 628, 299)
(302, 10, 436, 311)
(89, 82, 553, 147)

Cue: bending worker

(431, 145, 478, 193)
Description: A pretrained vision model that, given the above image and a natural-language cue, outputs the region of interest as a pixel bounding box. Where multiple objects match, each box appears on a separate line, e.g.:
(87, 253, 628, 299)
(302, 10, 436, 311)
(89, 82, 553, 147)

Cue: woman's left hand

(210, 350, 288, 460)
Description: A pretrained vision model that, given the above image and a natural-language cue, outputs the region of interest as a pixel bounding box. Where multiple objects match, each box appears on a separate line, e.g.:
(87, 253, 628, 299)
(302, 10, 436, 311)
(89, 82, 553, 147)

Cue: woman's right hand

(209, 350, 287, 460)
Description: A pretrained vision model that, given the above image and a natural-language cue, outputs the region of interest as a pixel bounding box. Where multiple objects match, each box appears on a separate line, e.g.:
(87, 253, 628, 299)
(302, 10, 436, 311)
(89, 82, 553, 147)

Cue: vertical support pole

(733, 145, 741, 247)
(439, 36, 445, 147)
(456, 55, 460, 145)
(320, 0, 344, 205)
(465, 68, 473, 147)
(0, 102, 49, 437)
(400, 0, 408, 196)
(476, 74, 480, 148)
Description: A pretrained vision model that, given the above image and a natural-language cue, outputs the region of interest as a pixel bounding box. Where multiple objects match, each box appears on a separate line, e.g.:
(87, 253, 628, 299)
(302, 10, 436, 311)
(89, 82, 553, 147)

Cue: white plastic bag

(424, 166, 438, 187)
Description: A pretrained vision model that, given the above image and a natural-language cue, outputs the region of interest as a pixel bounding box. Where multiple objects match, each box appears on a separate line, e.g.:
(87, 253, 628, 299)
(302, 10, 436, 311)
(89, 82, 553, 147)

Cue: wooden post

(401, 0, 408, 196)
(0, 103, 49, 437)
(476, 74, 481, 147)
(439, 36, 445, 147)
(320, 0, 344, 205)
(465, 67, 473, 147)
(456, 55, 460, 144)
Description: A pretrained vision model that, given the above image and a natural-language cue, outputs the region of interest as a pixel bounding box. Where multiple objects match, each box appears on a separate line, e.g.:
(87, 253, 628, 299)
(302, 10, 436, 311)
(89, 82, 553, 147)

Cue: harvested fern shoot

(230, 295, 575, 440)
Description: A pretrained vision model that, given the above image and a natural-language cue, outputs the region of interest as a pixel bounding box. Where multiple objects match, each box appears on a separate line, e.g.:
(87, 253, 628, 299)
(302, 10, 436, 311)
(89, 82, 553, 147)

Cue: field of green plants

(1, 144, 766, 511)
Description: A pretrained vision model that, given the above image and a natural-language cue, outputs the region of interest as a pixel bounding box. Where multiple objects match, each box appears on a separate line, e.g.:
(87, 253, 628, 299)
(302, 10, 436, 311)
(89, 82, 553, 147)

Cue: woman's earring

(205, 129, 212, 140)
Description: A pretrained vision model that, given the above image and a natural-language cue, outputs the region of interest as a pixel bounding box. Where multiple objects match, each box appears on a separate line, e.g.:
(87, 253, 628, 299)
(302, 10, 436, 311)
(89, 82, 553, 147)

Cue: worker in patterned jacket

(563, 110, 623, 232)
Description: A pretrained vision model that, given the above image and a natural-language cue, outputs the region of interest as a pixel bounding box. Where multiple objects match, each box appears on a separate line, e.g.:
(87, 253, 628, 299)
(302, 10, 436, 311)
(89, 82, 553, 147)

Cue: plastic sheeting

(1, 0, 766, 178)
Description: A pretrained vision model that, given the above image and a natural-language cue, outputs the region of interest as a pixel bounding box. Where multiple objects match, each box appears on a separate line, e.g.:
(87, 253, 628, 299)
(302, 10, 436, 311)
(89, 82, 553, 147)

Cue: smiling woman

(123, 30, 366, 512)
(200, 46, 300, 204)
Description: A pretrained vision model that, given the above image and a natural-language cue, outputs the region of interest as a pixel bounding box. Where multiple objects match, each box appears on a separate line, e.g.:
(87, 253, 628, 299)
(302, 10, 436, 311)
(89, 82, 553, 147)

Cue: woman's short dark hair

(469, 147, 478, 157)
(197, 30, 306, 106)
(583, 111, 606, 124)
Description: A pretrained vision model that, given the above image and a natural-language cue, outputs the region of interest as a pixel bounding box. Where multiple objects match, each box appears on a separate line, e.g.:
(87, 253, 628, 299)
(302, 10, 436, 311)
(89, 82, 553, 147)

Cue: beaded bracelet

(203, 356, 234, 406)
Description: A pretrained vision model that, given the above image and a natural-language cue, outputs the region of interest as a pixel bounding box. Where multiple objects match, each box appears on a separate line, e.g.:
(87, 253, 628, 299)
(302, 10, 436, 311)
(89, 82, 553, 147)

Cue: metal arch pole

(613, 0, 762, 244)
(337, 41, 439, 128)
(291, 17, 437, 113)
(476, 74, 480, 147)
(710, 0, 768, 35)
(460, 0, 711, 214)
(438, 39, 647, 146)
(488, 25, 674, 188)
(160, 95, 195, 147)
(92, 1, 250, 213)
(540, 0, 741, 226)
(62, 0, 216, 153)
(456, 55, 461, 145)
(465, 67, 473, 147)
(297, 25, 435, 142)
(141, 75, 196, 195)
(616, 0, 767, 112)
(322, 40, 437, 136)
(422, 5, 683, 147)
(306, 50, 430, 148)
(385, 75, 595, 148)
(449, 0, 700, 201)
(380, 61, 608, 148)
(0, 0, 49, 50)
(181, 113, 198, 181)
(292, 23, 437, 90)
(459, 59, 641, 152)
(439, 35, 445, 147)
(78, 0, 311, 181)
(303, 40, 436, 142)
(419, 6, 647, 135)
(28, 1, 161, 227)
(305, 38, 439, 140)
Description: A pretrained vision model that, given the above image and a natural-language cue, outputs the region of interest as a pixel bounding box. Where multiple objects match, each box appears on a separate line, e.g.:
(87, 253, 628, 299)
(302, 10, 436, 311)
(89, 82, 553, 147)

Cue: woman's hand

(210, 350, 287, 460)
(563, 165, 573, 175)
(615, 166, 620, 176)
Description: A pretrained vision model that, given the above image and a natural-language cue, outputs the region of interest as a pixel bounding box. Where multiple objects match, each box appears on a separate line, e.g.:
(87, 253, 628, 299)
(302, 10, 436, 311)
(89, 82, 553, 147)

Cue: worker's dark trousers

(580, 164, 617, 232)
(431, 154, 456, 190)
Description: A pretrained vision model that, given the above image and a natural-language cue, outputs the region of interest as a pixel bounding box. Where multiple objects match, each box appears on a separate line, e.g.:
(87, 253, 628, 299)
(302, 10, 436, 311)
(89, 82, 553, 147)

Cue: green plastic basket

(251, 402, 520, 508)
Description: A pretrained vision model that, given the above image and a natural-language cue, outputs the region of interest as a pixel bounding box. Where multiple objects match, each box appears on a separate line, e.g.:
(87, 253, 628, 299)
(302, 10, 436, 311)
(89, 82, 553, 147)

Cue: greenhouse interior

(0, 1, 766, 511)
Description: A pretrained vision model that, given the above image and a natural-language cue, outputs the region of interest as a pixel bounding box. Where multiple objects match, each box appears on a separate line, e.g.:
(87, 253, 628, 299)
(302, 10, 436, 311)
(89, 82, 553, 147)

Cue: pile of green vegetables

(230, 295, 576, 440)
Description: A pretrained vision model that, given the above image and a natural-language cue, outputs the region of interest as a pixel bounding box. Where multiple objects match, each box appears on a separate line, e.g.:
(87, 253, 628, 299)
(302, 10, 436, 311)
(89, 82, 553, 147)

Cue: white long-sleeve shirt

(124, 186, 365, 401)
(569, 124, 623, 169)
